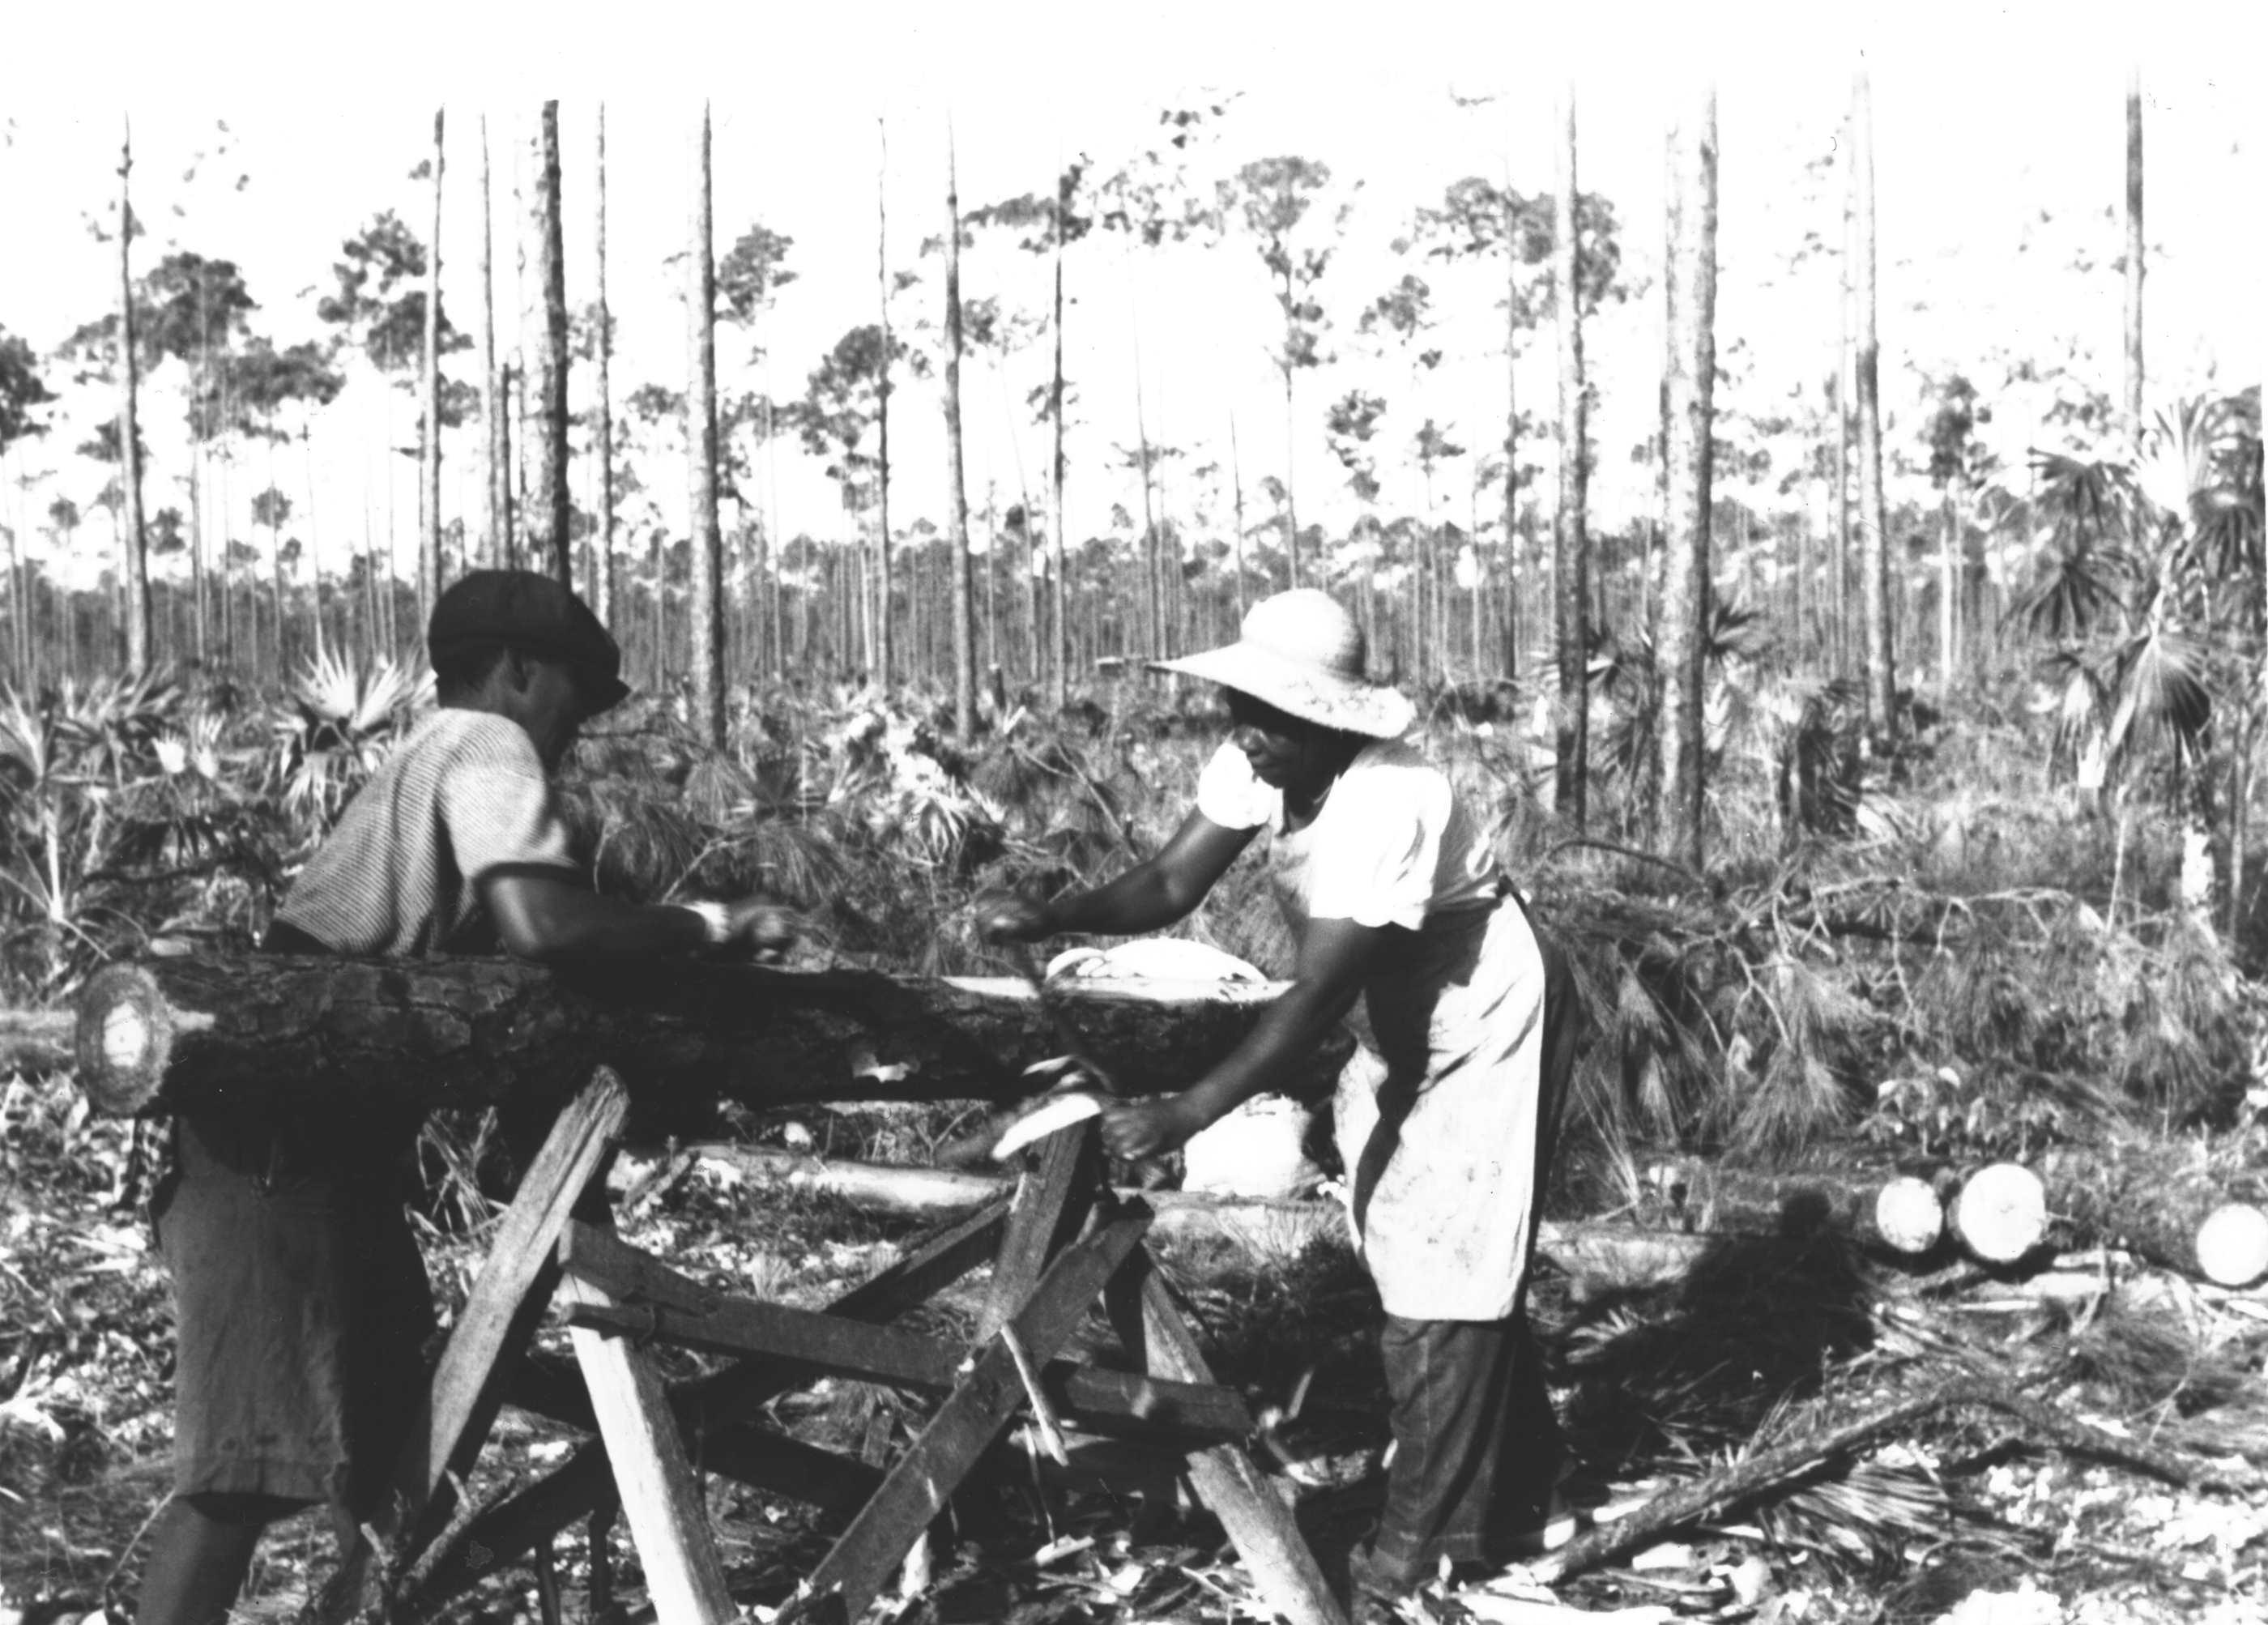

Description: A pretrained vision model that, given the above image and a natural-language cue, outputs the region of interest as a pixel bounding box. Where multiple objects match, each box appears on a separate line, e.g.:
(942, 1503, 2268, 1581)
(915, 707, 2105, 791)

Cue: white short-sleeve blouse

(1195, 738, 1501, 932)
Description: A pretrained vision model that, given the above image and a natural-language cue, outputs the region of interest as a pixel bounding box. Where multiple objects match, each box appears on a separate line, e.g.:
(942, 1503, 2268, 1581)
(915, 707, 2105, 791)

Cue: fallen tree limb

(1533, 1375, 2257, 1584)
(682, 1144, 1723, 1286)
(686, 1142, 1350, 1252)
(69, 955, 1345, 1117)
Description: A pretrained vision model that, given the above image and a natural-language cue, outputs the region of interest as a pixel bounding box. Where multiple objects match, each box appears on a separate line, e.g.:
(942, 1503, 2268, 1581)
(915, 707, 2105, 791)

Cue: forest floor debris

(6, 1082, 2267, 1625)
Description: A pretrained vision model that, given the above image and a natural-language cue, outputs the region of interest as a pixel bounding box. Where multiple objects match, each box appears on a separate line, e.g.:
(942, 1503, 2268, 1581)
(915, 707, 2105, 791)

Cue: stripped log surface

(71, 954, 1342, 1118)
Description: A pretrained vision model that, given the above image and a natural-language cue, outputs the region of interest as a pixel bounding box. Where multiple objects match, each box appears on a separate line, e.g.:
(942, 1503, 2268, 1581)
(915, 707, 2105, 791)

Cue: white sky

(2, 0, 2259, 593)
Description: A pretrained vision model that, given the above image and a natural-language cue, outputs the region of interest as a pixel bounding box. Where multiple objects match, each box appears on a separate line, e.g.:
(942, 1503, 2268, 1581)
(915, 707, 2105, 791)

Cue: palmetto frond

(292, 649, 427, 735)
(2103, 611, 2211, 769)
(2159, 392, 2266, 617)
(0, 691, 59, 790)
(55, 668, 181, 786)
(268, 652, 431, 831)
(2036, 646, 2109, 765)
(2019, 538, 2131, 642)
(2017, 451, 2141, 641)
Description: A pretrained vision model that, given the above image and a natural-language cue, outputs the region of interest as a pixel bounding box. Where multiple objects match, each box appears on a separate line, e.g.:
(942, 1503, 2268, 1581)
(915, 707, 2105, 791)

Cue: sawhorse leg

(561, 1271, 736, 1624)
(1111, 1249, 1349, 1625)
(317, 1067, 632, 1624)
(780, 1199, 1155, 1623)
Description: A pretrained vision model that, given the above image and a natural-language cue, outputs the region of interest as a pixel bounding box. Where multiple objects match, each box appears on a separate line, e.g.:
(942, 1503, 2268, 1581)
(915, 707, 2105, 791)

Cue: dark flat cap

(427, 569, 630, 714)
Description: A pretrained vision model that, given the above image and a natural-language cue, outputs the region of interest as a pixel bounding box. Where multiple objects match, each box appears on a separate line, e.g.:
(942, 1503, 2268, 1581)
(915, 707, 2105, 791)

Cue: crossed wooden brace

(310, 1067, 1347, 1625)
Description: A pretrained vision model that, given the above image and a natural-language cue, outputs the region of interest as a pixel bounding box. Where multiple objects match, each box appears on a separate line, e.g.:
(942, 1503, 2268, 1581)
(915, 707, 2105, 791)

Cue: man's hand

(1101, 1093, 1210, 1162)
(723, 900, 799, 962)
(975, 894, 1055, 945)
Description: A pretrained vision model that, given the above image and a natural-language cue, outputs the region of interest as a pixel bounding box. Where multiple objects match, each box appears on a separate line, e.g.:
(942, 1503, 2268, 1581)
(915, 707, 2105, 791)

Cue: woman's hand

(1101, 1093, 1211, 1161)
(975, 893, 1056, 945)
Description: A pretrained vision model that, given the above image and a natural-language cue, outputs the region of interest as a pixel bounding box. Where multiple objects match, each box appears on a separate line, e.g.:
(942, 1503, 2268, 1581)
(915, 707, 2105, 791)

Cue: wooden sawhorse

(330, 1068, 1346, 1625)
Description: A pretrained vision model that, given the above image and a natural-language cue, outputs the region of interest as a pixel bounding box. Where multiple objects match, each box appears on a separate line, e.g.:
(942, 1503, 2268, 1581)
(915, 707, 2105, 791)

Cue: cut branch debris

(1533, 1374, 2257, 1584)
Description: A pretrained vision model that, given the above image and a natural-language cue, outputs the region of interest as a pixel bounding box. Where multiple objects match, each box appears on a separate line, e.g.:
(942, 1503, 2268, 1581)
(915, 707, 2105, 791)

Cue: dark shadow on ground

(1547, 1188, 1878, 1476)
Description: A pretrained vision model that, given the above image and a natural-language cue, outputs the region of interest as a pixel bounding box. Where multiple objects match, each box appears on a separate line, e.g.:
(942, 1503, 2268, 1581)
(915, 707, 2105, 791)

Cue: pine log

(684, 1143, 1725, 1287)
(70, 954, 1338, 1119)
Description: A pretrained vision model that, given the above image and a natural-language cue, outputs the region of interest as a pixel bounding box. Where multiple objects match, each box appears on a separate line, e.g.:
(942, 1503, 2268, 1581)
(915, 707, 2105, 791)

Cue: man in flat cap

(139, 570, 791, 1625)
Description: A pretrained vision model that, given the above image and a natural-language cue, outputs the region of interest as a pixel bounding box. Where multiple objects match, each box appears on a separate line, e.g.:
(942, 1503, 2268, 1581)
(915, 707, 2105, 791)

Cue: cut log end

(2195, 1203, 2268, 1287)
(75, 962, 176, 1117)
(1874, 1175, 1946, 1255)
(1951, 1163, 2048, 1265)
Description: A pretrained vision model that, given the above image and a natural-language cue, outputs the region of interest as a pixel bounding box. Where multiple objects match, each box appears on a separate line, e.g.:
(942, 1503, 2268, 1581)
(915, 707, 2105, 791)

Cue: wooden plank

(978, 1118, 1100, 1341)
(511, 1331, 1248, 1452)
(407, 1200, 1012, 1613)
(506, 1350, 595, 1431)
(411, 1444, 618, 1605)
(782, 1206, 1153, 1625)
(565, 1296, 961, 1391)
(560, 1220, 962, 1387)
(1051, 1365, 1252, 1444)
(1117, 1251, 1349, 1625)
(558, 1220, 718, 1312)
(499, 1363, 882, 1521)
(561, 1272, 737, 1625)
(697, 1426, 882, 1522)
(384, 1068, 628, 1539)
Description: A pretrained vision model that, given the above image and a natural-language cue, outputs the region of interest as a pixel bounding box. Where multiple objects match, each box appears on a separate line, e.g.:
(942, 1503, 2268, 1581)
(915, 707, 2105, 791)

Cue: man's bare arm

(482, 874, 795, 963)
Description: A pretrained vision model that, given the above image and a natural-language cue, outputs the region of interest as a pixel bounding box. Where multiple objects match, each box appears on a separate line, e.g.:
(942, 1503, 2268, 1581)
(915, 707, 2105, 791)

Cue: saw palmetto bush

(0, 672, 229, 991)
(2011, 389, 2262, 933)
(265, 648, 431, 836)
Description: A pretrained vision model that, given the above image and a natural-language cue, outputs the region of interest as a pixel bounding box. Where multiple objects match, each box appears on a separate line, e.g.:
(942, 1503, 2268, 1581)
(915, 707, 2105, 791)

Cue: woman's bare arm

(978, 808, 1256, 941)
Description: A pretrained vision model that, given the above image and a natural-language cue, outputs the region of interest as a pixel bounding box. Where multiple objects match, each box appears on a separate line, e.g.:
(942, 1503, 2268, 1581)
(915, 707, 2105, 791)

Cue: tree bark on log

(71, 955, 1341, 1119)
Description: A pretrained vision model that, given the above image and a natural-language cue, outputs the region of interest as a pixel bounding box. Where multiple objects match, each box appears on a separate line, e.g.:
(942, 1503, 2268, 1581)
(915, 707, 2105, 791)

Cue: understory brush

(0, 653, 2251, 1213)
(6, 659, 2268, 1622)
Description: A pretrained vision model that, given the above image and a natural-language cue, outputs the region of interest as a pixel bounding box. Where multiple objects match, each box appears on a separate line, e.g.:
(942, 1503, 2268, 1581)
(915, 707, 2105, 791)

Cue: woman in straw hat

(980, 589, 1581, 1616)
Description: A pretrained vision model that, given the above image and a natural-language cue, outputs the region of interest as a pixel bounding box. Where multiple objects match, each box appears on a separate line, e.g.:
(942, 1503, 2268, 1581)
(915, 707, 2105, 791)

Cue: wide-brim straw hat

(1152, 589, 1414, 739)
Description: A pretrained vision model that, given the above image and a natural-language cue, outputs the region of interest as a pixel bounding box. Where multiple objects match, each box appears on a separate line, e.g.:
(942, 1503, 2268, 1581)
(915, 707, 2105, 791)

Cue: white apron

(1269, 818, 1550, 1322)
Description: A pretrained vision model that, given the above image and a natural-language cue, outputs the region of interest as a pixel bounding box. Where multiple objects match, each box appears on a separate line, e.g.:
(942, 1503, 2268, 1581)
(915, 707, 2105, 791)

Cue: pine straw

(2066, 1305, 2268, 1418)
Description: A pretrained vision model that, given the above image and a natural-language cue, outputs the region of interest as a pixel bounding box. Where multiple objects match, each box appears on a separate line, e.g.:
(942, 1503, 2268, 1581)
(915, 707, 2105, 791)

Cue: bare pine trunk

(874, 121, 894, 687)
(526, 103, 570, 585)
(1553, 87, 1590, 829)
(1657, 90, 1717, 873)
(1136, 361, 1160, 662)
(117, 120, 151, 676)
(594, 105, 615, 627)
(1939, 489, 1958, 697)
(650, 526, 667, 689)
(943, 129, 977, 742)
(1835, 214, 1852, 677)
(1229, 415, 1248, 624)
(301, 424, 326, 663)
(2125, 70, 2146, 458)
(1281, 357, 1300, 591)
(1852, 73, 1895, 741)
(421, 108, 446, 622)
(1048, 173, 1070, 709)
(480, 119, 511, 569)
(1502, 182, 1520, 677)
(687, 105, 727, 750)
